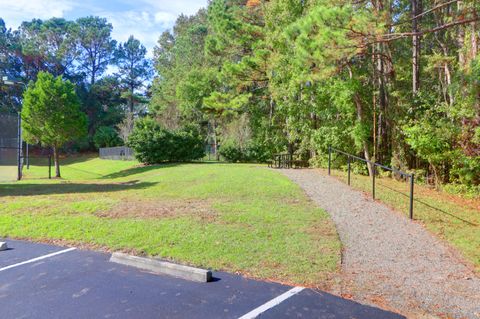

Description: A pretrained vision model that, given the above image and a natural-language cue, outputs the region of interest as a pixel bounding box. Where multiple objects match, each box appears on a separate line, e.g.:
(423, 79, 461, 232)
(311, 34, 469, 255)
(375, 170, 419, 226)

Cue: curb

(110, 252, 212, 283)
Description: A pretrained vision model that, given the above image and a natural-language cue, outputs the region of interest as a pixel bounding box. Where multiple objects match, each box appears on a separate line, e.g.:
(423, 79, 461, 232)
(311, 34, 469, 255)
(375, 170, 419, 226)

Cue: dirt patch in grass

(96, 199, 218, 221)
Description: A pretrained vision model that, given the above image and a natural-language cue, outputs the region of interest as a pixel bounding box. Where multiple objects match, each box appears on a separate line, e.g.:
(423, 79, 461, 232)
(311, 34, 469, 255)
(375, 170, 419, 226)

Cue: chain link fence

(99, 146, 134, 160)
(0, 114, 21, 181)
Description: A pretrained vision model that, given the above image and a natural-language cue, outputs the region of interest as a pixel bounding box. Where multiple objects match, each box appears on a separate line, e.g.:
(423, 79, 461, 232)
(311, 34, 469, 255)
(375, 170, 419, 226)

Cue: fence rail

(269, 153, 293, 168)
(99, 146, 134, 160)
(328, 146, 415, 219)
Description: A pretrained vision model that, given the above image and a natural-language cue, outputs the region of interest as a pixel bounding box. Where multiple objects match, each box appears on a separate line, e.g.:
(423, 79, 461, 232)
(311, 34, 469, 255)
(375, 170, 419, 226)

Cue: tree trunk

(354, 93, 374, 176)
(269, 96, 274, 126)
(471, 19, 478, 59)
(373, 0, 392, 164)
(348, 63, 373, 175)
(53, 146, 61, 178)
(458, 1, 466, 67)
(211, 118, 219, 161)
(129, 85, 135, 113)
(412, 0, 421, 94)
(472, 18, 479, 113)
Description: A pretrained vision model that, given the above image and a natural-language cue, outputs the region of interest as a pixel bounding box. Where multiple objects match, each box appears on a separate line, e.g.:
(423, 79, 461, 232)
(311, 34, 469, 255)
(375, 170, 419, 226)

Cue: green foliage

(450, 153, 480, 186)
(219, 140, 244, 162)
(93, 126, 122, 149)
(176, 68, 218, 113)
(127, 118, 204, 164)
(18, 18, 77, 76)
(403, 106, 459, 169)
(219, 139, 271, 163)
(21, 71, 87, 148)
(115, 35, 152, 113)
(245, 139, 272, 163)
(75, 16, 117, 85)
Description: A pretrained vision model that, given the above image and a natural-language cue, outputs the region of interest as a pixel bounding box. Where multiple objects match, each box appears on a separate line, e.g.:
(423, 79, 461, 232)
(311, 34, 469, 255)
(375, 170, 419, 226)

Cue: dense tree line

(0, 16, 151, 149)
(150, 0, 480, 190)
(1, 1, 479, 190)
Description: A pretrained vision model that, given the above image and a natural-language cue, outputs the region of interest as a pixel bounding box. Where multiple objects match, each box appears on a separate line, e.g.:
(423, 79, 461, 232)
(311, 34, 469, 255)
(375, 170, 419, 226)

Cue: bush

(219, 140, 244, 162)
(245, 140, 271, 162)
(127, 118, 204, 164)
(450, 152, 480, 186)
(93, 126, 122, 149)
(219, 139, 272, 163)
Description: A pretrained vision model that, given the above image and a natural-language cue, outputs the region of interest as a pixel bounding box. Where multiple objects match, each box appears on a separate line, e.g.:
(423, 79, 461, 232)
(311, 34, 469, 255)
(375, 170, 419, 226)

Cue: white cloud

(0, 0, 208, 56)
(154, 11, 177, 24)
(100, 10, 167, 58)
(132, 0, 205, 17)
(0, 0, 75, 28)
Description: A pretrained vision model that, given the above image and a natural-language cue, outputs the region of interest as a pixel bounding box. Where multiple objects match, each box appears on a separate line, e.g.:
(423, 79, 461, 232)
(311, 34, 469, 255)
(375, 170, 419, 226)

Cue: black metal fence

(99, 146, 134, 160)
(269, 153, 310, 169)
(20, 151, 54, 180)
(328, 146, 415, 219)
(270, 153, 293, 168)
(0, 114, 22, 180)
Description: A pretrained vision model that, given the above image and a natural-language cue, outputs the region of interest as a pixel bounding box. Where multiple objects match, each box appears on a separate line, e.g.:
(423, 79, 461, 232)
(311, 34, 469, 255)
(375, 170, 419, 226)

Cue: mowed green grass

(328, 168, 480, 272)
(0, 156, 340, 286)
(0, 165, 17, 182)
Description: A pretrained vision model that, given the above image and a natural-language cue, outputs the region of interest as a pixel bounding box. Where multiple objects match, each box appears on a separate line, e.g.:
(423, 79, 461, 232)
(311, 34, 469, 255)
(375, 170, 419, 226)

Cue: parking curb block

(0, 242, 7, 251)
(109, 252, 212, 283)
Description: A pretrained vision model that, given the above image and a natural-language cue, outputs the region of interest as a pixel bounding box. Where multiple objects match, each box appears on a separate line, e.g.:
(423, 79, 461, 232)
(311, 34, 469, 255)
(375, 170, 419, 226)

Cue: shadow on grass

(0, 180, 157, 197)
(26, 154, 98, 167)
(99, 161, 221, 180)
(100, 163, 179, 179)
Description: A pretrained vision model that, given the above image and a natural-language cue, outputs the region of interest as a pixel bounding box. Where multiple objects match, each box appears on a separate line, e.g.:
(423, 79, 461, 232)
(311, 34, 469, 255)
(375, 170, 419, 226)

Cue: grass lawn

(0, 156, 340, 287)
(327, 168, 480, 272)
(0, 165, 17, 182)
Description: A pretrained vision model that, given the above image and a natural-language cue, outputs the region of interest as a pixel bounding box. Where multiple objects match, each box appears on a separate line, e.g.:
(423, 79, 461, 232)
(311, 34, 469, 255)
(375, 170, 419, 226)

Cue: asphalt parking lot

(0, 239, 404, 318)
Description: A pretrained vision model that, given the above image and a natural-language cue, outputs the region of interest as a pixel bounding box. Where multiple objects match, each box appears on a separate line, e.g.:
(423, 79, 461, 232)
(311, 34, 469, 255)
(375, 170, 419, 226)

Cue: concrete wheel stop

(110, 252, 212, 283)
(0, 242, 7, 251)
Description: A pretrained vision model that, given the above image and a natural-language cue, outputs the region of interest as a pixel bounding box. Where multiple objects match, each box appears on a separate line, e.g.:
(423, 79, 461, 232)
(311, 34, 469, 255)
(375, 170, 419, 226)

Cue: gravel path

(281, 169, 480, 319)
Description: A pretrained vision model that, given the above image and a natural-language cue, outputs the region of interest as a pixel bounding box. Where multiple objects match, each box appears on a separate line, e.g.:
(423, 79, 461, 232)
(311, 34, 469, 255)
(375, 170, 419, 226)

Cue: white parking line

(0, 247, 76, 272)
(238, 286, 305, 319)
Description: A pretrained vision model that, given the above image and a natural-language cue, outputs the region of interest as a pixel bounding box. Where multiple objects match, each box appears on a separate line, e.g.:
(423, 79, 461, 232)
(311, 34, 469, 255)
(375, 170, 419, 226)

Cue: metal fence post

(26, 143, 29, 169)
(48, 155, 52, 179)
(328, 146, 331, 175)
(17, 112, 22, 181)
(372, 163, 376, 199)
(347, 156, 351, 186)
(409, 173, 414, 219)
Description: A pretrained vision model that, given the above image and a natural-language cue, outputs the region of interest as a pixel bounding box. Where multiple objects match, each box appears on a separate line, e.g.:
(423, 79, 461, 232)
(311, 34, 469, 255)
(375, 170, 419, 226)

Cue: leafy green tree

(75, 16, 116, 85)
(150, 11, 210, 120)
(21, 71, 87, 177)
(93, 126, 122, 149)
(0, 18, 24, 113)
(115, 35, 152, 113)
(18, 18, 77, 77)
(127, 118, 204, 164)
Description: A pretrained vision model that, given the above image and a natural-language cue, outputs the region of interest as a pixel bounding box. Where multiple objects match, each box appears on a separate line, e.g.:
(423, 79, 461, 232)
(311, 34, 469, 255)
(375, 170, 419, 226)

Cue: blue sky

(0, 0, 208, 57)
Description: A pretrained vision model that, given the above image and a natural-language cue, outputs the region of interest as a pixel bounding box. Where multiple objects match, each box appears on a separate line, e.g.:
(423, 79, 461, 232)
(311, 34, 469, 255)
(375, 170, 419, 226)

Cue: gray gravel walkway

(281, 169, 480, 319)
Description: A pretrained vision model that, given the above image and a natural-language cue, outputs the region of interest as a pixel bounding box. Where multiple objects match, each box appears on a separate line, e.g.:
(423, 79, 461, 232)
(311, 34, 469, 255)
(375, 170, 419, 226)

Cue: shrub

(219, 139, 272, 163)
(93, 126, 122, 149)
(245, 140, 272, 162)
(219, 140, 244, 162)
(170, 124, 205, 161)
(127, 118, 204, 164)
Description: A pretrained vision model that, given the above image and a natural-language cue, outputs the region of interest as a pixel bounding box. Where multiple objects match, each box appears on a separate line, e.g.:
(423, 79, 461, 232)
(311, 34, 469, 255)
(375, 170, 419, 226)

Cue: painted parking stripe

(0, 247, 76, 272)
(238, 286, 305, 319)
